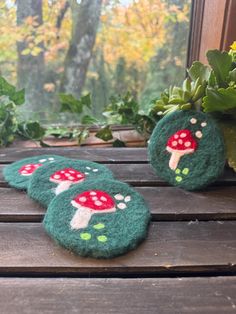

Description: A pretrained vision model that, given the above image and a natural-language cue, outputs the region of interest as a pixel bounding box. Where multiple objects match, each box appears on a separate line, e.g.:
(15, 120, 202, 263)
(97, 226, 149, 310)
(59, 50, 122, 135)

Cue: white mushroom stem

(70, 205, 92, 230)
(55, 181, 73, 195)
(168, 151, 185, 170)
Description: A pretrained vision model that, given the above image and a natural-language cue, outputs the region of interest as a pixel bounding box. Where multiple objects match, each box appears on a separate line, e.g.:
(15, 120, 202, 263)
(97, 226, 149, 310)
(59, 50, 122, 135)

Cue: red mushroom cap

(166, 129, 197, 152)
(19, 163, 42, 176)
(72, 190, 115, 211)
(50, 168, 85, 183)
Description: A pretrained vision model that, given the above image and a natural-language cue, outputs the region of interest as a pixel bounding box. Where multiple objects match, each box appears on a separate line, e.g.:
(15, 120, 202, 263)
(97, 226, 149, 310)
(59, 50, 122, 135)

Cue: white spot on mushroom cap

(25, 167, 31, 170)
(90, 191, 96, 196)
(77, 174, 82, 178)
(118, 203, 127, 209)
(68, 176, 75, 180)
(69, 170, 75, 174)
(92, 196, 98, 201)
(195, 131, 202, 138)
(180, 132, 187, 138)
(201, 122, 207, 127)
(65, 173, 70, 177)
(115, 194, 124, 200)
(184, 141, 191, 147)
(174, 134, 179, 139)
(79, 197, 86, 202)
(178, 139, 183, 144)
(54, 175, 60, 179)
(190, 118, 197, 124)
(172, 141, 177, 146)
(101, 196, 107, 202)
(95, 200, 102, 206)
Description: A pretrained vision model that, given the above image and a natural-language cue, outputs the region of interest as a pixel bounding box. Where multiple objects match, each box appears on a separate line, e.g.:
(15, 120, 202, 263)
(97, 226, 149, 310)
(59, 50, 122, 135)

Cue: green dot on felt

(175, 176, 182, 182)
(93, 223, 105, 230)
(175, 168, 181, 174)
(80, 233, 91, 240)
(182, 168, 189, 175)
(97, 235, 107, 242)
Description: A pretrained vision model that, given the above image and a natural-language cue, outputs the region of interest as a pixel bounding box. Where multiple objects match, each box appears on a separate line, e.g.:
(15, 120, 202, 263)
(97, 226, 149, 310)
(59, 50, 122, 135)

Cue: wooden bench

(0, 147, 235, 314)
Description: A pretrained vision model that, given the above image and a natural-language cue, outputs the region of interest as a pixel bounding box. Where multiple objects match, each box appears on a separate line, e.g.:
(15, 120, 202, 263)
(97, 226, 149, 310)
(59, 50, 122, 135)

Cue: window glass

(0, 0, 191, 123)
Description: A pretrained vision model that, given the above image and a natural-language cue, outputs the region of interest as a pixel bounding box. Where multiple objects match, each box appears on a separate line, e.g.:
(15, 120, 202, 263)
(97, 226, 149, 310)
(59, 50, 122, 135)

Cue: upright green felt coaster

(43, 179, 150, 259)
(3, 155, 65, 190)
(28, 159, 114, 207)
(148, 110, 225, 190)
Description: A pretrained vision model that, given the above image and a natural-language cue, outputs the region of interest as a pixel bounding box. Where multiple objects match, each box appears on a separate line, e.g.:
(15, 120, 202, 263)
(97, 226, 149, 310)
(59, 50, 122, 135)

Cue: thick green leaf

(229, 68, 236, 82)
(219, 121, 236, 172)
(77, 128, 90, 145)
(206, 50, 232, 87)
(95, 125, 113, 141)
(187, 61, 211, 83)
(0, 76, 25, 105)
(203, 87, 236, 112)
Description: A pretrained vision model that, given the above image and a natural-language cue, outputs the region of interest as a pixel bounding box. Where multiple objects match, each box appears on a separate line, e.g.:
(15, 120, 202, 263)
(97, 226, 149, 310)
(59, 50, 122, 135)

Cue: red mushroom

(49, 168, 85, 195)
(18, 163, 42, 176)
(166, 129, 197, 170)
(70, 190, 116, 230)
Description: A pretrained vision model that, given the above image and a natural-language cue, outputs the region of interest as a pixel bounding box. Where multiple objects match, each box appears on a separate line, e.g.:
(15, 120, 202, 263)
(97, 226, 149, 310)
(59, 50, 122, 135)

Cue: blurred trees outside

(0, 0, 190, 123)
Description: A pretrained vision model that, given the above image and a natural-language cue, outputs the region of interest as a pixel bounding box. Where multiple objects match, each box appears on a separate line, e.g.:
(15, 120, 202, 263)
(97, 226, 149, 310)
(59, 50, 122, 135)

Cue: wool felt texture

(43, 179, 150, 259)
(28, 159, 114, 207)
(3, 155, 65, 190)
(148, 110, 225, 191)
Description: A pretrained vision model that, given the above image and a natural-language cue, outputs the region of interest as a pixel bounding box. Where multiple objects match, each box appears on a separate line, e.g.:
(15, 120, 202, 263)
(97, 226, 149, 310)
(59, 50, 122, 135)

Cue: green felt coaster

(3, 155, 65, 190)
(43, 179, 150, 259)
(148, 110, 225, 190)
(28, 159, 114, 207)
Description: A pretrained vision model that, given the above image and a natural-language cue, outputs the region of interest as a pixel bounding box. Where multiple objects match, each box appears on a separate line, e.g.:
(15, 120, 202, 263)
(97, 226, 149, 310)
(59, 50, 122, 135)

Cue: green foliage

(95, 125, 113, 141)
(203, 88, 236, 113)
(0, 77, 25, 106)
(59, 93, 91, 114)
(0, 100, 18, 146)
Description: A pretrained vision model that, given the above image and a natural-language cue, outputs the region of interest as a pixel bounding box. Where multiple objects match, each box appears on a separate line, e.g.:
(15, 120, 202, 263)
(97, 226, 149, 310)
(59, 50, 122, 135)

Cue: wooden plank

(1, 186, 236, 222)
(0, 221, 235, 275)
(0, 164, 235, 188)
(0, 147, 148, 164)
(0, 277, 235, 314)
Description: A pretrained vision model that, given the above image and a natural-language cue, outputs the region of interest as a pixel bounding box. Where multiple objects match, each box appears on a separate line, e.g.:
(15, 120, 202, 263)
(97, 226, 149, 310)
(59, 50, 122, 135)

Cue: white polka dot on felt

(25, 167, 31, 170)
(92, 196, 98, 201)
(39, 159, 47, 162)
(184, 141, 191, 147)
(100, 196, 107, 201)
(93, 169, 98, 172)
(190, 118, 197, 124)
(54, 175, 60, 179)
(178, 139, 183, 144)
(86, 167, 91, 170)
(90, 191, 96, 196)
(65, 173, 70, 177)
(77, 174, 82, 177)
(85, 172, 89, 175)
(174, 134, 179, 139)
(172, 141, 177, 146)
(95, 200, 102, 206)
(22, 170, 27, 174)
(69, 170, 75, 174)
(61, 171, 65, 173)
(195, 131, 202, 138)
(79, 197, 86, 202)
(68, 176, 75, 180)
(48, 158, 54, 161)
(180, 132, 187, 138)
(118, 203, 127, 209)
(115, 194, 124, 200)
(125, 196, 131, 202)
(201, 122, 207, 127)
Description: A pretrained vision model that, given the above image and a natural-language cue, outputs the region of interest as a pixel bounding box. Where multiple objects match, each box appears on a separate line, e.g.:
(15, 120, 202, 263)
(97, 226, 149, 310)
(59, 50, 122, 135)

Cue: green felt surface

(43, 179, 150, 259)
(28, 159, 114, 207)
(3, 155, 65, 190)
(148, 110, 225, 190)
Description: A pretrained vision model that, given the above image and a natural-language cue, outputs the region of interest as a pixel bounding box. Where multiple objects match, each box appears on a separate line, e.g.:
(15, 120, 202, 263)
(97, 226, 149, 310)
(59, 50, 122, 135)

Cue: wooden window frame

(187, 0, 236, 66)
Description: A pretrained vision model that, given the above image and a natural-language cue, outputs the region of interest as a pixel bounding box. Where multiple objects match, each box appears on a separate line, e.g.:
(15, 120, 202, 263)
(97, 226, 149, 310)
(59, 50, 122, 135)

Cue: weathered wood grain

(0, 147, 148, 163)
(0, 164, 236, 188)
(0, 222, 235, 275)
(1, 186, 236, 222)
(0, 277, 235, 314)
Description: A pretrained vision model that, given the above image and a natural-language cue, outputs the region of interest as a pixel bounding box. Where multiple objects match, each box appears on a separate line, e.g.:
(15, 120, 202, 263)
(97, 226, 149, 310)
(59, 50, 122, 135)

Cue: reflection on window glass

(0, 0, 191, 123)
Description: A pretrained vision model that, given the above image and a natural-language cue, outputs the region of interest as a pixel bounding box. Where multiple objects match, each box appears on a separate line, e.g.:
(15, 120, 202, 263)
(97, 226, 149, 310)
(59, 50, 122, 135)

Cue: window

(0, 0, 191, 123)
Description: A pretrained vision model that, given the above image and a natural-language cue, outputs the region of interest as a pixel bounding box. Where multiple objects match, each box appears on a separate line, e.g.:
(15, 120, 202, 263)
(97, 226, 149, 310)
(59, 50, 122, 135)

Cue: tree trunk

(17, 0, 45, 117)
(60, 0, 102, 98)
